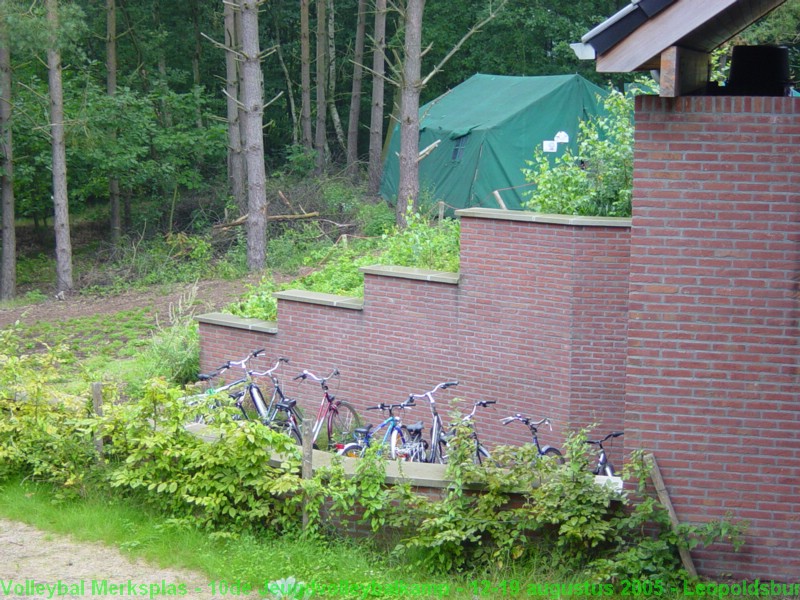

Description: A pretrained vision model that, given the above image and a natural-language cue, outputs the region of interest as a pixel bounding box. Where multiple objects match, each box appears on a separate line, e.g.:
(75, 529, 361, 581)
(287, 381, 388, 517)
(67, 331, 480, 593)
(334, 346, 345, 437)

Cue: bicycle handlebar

(586, 431, 624, 445)
(501, 414, 553, 431)
(366, 400, 415, 412)
(408, 380, 459, 403)
(294, 367, 340, 384)
(248, 356, 290, 379)
(198, 349, 270, 381)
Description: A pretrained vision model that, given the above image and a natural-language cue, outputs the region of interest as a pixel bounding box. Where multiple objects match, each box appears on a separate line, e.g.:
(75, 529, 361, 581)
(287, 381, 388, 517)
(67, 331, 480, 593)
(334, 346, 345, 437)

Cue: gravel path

(0, 519, 263, 600)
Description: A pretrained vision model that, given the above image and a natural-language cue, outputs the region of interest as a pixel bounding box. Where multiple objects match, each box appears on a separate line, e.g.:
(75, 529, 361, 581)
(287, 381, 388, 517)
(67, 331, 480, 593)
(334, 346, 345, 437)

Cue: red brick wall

(199, 211, 631, 456)
(628, 95, 800, 581)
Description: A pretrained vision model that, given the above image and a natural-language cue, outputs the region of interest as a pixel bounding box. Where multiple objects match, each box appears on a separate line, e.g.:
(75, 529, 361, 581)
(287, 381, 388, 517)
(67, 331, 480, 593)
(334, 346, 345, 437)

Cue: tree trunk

(326, 0, 346, 154)
(313, 0, 327, 174)
(0, 10, 15, 300)
(191, 0, 204, 128)
(300, 0, 313, 149)
(224, 0, 246, 213)
(367, 0, 387, 196)
(239, 0, 268, 271)
(396, 0, 425, 227)
(46, 0, 73, 293)
(346, 0, 367, 179)
(272, 7, 298, 145)
(154, 3, 172, 128)
(106, 0, 121, 245)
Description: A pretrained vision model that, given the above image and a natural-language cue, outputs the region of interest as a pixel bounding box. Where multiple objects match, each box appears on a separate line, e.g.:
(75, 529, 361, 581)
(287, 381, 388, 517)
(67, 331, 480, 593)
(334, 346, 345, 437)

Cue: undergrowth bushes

(230, 210, 460, 321)
(0, 332, 747, 585)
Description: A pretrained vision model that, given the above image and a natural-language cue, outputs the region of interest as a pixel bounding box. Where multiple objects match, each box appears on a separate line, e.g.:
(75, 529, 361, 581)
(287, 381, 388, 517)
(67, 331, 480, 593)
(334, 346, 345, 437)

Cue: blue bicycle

(337, 400, 424, 460)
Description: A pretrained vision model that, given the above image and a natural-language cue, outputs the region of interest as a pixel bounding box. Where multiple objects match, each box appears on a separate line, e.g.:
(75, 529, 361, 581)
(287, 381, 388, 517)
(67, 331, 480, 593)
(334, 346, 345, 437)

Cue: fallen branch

(213, 212, 320, 230)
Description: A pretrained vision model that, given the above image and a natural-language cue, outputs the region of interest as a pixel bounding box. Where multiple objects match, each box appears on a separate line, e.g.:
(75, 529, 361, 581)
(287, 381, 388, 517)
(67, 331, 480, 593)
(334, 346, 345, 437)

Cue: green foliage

(522, 81, 657, 217)
(134, 287, 201, 390)
(384, 425, 747, 582)
(0, 328, 96, 496)
(0, 338, 747, 583)
(229, 210, 460, 321)
(83, 232, 242, 293)
(104, 379, 304, 532)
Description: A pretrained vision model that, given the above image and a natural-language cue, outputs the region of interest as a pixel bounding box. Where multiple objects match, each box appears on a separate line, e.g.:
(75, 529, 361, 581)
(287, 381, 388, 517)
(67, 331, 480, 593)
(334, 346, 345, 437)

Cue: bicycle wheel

(389, 427, 406, 460)
(339, 443, 364, 458)
(326, 401, 362, 450)
(474, 445, 491, 465)
(542, 447, 565, 464)
(270, 414, 303, 445)
(394, 428, 427, 462)
(426, 439, 447, 464)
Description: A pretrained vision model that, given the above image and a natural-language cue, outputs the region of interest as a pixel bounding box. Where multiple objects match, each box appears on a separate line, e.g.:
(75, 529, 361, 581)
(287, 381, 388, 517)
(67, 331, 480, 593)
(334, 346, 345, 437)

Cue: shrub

(229, 210, 460, 321)
(105, 379, 303, 532)
(522, 80, 657, 217)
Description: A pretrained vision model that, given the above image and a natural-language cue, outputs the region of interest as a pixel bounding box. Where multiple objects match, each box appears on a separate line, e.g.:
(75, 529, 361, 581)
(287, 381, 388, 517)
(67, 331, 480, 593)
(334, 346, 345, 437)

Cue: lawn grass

(0, 478, 542, 600)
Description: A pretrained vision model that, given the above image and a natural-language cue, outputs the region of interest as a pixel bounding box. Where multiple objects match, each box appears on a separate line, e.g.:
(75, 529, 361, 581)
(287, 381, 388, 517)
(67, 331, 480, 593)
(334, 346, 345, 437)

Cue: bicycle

(447, 400, 495, 465)
(338, 400, 418, 460)
(247, 357, 304, 444)
(500, 414, 564, 464)
(189, 352, 305, 444)
(586, 431, 624, 476)
(186, 349, 269, 422)
(293, 368, 362, 451)
(407, 381, 459, 464)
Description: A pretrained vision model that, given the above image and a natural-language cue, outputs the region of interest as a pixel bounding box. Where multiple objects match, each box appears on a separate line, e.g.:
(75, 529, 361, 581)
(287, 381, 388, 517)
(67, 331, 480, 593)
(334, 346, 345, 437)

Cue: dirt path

(0, 278, 257, 330)
(0, 519, 263, 600)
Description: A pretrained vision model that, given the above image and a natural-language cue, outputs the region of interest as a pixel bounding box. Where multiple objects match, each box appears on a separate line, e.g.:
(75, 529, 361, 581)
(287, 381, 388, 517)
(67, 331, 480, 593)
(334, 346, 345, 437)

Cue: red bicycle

(293, 368, 362, 450)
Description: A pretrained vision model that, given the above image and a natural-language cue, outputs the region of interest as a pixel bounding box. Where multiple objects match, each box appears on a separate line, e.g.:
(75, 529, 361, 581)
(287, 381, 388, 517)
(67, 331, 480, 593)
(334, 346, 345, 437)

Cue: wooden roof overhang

(572, 0, 790, 96)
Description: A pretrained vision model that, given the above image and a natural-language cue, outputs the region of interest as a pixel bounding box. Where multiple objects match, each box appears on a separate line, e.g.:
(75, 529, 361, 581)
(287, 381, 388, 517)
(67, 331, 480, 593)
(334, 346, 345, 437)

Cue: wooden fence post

(301, 417, 314, 530)
(91, 382, 104, 462)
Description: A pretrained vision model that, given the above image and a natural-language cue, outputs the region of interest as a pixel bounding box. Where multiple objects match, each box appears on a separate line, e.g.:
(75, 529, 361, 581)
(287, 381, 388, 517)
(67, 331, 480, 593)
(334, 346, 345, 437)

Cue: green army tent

(380, 73, 608, 211)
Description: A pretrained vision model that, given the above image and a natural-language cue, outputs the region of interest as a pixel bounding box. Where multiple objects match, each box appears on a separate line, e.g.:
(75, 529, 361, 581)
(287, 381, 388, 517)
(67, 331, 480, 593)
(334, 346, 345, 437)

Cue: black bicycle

(247, 357, 304, 444)
(586, 431, 624, 476)
(187, 349, 269, 422)
(500, 414, 564, 463)
(445, 400, 495, 465)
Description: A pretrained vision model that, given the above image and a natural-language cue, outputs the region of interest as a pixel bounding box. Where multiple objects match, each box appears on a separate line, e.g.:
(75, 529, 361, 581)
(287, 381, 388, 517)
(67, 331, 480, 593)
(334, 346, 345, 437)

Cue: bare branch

(222, 87, 245, 109)
(200, 31, 244, 58)
(421, 0, 508, 88)
(263, 90, 284, 110)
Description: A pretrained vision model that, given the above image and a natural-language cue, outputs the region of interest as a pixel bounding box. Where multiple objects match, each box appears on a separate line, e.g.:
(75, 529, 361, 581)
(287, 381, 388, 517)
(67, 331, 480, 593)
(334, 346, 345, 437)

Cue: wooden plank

(91, 382, 105, 462)
(659, 46, 710, 97)
(301, 417, 313, 530)
(645, 453, 698, 578)
(597, 0, 737, 73)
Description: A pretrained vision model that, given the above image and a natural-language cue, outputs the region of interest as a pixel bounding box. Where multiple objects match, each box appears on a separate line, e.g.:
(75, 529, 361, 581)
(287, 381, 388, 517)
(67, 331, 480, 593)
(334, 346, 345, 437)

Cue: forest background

(0, 0, 798, 301)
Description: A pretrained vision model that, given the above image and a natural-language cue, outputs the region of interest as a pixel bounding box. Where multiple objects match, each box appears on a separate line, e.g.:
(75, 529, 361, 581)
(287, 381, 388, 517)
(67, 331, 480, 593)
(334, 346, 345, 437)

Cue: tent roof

(381, 73, 608, 211)
(419, 73, 594, 137)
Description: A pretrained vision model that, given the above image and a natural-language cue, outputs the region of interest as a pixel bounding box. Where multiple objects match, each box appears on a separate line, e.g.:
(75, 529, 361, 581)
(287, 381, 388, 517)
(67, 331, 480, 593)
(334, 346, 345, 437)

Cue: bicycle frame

(367, 403, 407, 450)
(294, 368, 343, 447)
(501, 414, 563, 463)
(409, 381, 458, 464)
(248, 356, 291, 423)
(587, 431, 624, 476)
